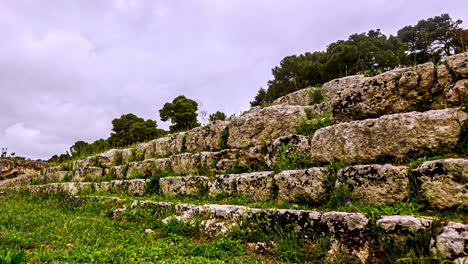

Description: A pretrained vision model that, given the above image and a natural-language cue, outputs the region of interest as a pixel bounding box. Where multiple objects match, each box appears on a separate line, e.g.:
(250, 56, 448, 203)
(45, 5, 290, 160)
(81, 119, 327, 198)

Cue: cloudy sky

(1, 0, 467, 160)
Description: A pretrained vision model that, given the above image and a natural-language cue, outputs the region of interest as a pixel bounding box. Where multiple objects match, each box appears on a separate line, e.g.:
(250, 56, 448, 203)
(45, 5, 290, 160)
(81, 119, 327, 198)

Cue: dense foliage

(208, 111, 227, 122)
(159, 95, 200, 132)
(251, 14, 466, 106)
(49, 114, 166, 162)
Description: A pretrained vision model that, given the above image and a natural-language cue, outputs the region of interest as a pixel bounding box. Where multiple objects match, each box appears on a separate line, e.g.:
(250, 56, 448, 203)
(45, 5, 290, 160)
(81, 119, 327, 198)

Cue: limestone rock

(310, 109, 467, 164)
(236, 171, 275, 202)
(160, 176, 209, 197)
(135, 142, 154, 160)
(126, 158, 171, 178)
(109, 165, 127, 179)
(320, 212, 370, 245)
(110, 179, 149, 196)
(227, 105, 307, 148)
(413, 159, 468, 209)
(264, 134, 311, 168)
(167, 132, 186, 155)
(273, 168, 327, 203)
(431, 222, 468, 260)
(322, 75, 366, 101)
(121, 148, 134, 164)
(446, 79, 468, 105)
(209, 174, 239, 197)
(254, 241, 276, 253)
(153, 137, 171, 157)
(96, 149, 122, 167)
(336, 165, 409, 204)
(185, 121, 229, 152)
(72, 167, 103, 182)
(170, 152, 223, 174)
(446, 52, 468, 78)
(376, 215, 433, 233)
(273, 87, 320, 106)
(40, 171, 70, 183)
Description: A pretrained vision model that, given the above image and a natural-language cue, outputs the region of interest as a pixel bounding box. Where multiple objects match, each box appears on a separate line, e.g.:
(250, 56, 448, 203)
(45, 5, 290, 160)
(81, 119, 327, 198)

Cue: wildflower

(418, 202, 427, 206)
(344, 199, 351, 203)
(404, 65, 409, 68)
(67, 247, 73, 251)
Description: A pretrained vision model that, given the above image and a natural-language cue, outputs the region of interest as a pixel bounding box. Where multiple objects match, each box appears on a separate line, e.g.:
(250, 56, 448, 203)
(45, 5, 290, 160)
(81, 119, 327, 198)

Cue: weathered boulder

(446, 79, 468, 105)
(209, 174, 239, 197)
(126, 158, 171, 178)
(0, 159, 50, 178)
(40, 171, 70, 183)
(413, 159, 468, 209)
(185, 121, 229, 152)
(273, 168, 327, 203)
(310, 109, 467, 164)
(96, 149, 122, 167)
(446, 51, 468, 78)
(431, 222, 468, 260)
(167, 132, 186, 155)
(236, 171, 275, 202)
(376, 215, 433, 233)
(227, 105, 307, 148)
(72, 167, 103, 182)
(170, 152, 223, 174)
(273, 87, 321, 106)
(264, 134, 311, 168)
(322, 75, 365, 101)
(336, 165, 409, 204)
(109, 165, 127, 179)
(325, 53, 468, 122)
(121, 148, 134, 164)
(160, 176, 209, 197)
(110, 179, 149, 196)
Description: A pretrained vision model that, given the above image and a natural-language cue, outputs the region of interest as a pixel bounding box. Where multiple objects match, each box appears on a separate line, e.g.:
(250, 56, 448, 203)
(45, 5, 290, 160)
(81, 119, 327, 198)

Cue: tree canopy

(108, 114, 164, 148)
(251, 13, 464, 106)
(159, 95, 200, 132)
(208, 111, 227, 122)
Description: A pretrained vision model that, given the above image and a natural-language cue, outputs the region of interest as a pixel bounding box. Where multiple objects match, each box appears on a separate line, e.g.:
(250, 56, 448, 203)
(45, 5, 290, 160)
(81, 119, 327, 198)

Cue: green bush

(274, 144, 315, 171)
(295, 111, 332, 136)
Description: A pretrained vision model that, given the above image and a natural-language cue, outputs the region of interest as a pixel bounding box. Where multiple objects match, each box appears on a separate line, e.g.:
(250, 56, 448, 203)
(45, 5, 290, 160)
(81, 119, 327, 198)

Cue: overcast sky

(1, 0, 467, 160)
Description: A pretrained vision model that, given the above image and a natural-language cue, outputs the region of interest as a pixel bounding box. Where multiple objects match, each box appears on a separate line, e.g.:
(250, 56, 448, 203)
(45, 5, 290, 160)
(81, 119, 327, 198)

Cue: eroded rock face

(227, 105, 307, 148)
(0, 159, 50, 178)
(110, 179, 149, 196)
(40, 171, 70, 184)
(376, 215, 433, 233)
(413, 159, 468, 209)
(109, 165, 127, 180)
(264, 134, 311, 168)
(322, 75, 366, 101)
(209, 174, 239, 197)
(167, 132, 186, 155)
(274, 168, 327, 203)
(446, 52, 468, 78)
(336, 165, 409, 204)
(273, 87, 321, 106)
(170, 152, 224, 174)
(185, 121, 229, 152)
(72, 167, 103, 182)
(431, 222, 468, 260)
(126, 158, 171, 178)
(325, 53, 468, 122)
(236, 171, 275, 202)
(310, 109, 467, 164)
(121, 148, 134, 164)
(159, 176, 209, 197)
(96, 149, 122, 167)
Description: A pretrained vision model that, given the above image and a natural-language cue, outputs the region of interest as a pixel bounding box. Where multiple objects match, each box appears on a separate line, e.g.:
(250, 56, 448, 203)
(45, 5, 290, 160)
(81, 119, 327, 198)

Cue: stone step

(114, 200, 467, 263)
(12, 159, 467, 210)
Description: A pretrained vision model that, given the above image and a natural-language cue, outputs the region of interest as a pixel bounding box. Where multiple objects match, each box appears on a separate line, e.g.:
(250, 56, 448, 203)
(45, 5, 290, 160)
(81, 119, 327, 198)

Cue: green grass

(0, 193, 267, 264)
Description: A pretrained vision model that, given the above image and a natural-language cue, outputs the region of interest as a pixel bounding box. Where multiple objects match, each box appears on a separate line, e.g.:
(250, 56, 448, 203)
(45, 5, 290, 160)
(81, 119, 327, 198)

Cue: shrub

(295, 110, 332, 136)
(0, 249, 26, 264)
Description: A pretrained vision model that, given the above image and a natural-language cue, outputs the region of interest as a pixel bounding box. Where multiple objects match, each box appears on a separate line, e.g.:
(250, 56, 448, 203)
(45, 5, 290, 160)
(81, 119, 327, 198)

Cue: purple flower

(404, 65, 409, 68)
(67, 247, 73, 251)
(344, 199, 351, 203)
(145, 259, 150, 262)
(418, 202, 427, 206)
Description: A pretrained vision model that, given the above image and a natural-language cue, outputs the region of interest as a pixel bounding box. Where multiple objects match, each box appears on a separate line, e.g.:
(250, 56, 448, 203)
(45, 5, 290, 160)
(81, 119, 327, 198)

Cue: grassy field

(0, 193, 273, 264)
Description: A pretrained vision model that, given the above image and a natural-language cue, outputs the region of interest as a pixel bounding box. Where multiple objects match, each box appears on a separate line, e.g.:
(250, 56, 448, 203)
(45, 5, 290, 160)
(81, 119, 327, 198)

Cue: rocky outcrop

(236, 171, 275, 202)
(264, 134, 311, 168)
(185, 121, 229, 152)
(227, 105, 307, 148)
(273, 168, 327, 203)
(325, 52, 467, 123)
(0, 159, 50, 178)
(376, 215, 433, 233)
(310, 108, 467, 164)
(446, 52, 468, 78)
(322, 75, 365, 101)
(413, 159, 468, 209)
(126, 158, 171, 178)
(159, 176, 209, 197)
(72, 167, 103, 182)
(336, 165, 409, 204)
(273, 87, 321, 106)
(431, 222, 468, 260)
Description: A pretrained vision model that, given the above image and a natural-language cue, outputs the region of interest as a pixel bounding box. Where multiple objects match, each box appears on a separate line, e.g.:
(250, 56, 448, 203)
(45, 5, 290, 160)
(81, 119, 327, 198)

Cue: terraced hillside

(1, 52, 467, 263)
